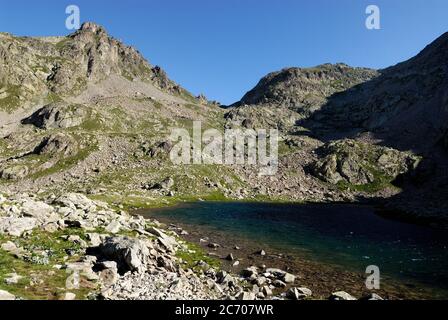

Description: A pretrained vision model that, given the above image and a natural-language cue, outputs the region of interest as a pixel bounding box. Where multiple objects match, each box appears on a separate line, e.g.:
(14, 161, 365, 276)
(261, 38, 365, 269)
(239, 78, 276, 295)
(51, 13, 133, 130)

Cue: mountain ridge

(0, 23, 447, 228)
(0, 22, 196, 114)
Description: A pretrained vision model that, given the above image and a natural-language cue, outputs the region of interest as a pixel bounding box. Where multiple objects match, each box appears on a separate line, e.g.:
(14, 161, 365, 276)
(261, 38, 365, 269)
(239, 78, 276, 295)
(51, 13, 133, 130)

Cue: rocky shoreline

(140, 205, 448, 300)
(0, 192, 383, 300)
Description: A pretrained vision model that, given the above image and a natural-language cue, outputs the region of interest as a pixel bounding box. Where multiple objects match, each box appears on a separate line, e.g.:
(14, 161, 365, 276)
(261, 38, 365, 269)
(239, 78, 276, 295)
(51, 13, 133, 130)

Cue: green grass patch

(0, 229, 96, 300)
(0, 85, 21, 112)
(336, 166, 399, 193)
(176, 241, 221, 272)
(54, 38, 72, 51)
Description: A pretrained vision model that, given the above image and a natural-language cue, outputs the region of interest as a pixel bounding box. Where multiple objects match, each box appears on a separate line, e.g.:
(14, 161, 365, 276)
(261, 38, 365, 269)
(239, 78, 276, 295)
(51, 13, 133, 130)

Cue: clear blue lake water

(144, 201, 448, 296)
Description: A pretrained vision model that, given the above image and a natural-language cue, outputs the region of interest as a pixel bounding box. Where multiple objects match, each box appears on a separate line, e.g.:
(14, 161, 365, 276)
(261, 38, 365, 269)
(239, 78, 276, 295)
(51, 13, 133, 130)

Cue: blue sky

(1, 0, 447, 104)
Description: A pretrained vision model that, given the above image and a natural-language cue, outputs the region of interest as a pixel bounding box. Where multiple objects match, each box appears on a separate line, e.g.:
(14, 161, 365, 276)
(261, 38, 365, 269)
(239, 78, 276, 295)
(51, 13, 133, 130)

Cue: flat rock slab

(0, 217, 37, 236)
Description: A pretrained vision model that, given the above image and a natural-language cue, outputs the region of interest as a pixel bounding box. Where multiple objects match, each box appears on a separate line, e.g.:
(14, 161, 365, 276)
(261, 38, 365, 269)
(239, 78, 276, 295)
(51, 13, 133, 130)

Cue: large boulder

(147, 226, 178, 253)
(20, 199, 58, 223)
(55, 193, 97, 212)
(287, 287, 312, 300)
(97, 236, 150, 273)
(22, 102, 88, 129)
(0, 165, 28, 180)
(153, 177, 174, 190)
(34, 133, 77, 157)
(0, 217, 37, 236)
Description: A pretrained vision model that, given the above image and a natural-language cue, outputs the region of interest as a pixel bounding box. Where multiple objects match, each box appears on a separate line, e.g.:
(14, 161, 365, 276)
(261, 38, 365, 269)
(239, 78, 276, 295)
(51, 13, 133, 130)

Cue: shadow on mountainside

(295, 32, 448, 225)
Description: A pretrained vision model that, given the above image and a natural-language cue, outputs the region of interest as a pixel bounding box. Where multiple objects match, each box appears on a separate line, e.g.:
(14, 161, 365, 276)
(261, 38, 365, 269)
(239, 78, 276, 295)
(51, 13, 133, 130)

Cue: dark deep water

(143, 202, 448, 296)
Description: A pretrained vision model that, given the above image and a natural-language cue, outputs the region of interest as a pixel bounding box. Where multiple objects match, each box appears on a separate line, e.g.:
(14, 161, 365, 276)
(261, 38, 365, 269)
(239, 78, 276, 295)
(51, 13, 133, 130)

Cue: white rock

(55, 193, 97, 212)
(330, 291, 357, 300)
(265, 268, 285, 275)
(105, 220, 121, 234)
(20, 199, 57, 222)
(64, 292, 76, 300)
(86, 233, 102, 246)
(1, 241, 17, 252)
(283, 273, 296, 284)
(5, 273, 23, 285)
(237, 291, 256, 300)
(287, 287, 312, 299)
(0, 217, 37, 236)
(0, 290, 15, 300)
(99, 261, 118, 270)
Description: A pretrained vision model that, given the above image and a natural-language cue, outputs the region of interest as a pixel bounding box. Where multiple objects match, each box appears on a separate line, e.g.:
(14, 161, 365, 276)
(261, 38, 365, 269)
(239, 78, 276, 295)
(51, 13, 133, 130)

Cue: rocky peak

(232, 63, 378, 114)
(79, 22, 107, 34)
(0, 22, 189, 112)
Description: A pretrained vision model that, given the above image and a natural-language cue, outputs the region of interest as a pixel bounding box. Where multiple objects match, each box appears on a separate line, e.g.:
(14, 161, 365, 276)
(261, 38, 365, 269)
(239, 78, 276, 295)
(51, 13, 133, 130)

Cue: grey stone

(282, 272, 296, 284)
(105, 220, 121, 234)
(329, 291, 357, 300)
(98, 236, 150, 273)
(262, 286, 273, 296)
(55, 193, 97, 212)
(0, 165, 28, 180)
(0, 217, 37, 236)
(237, 291, 256, 300)
(287, 287, 312, 300)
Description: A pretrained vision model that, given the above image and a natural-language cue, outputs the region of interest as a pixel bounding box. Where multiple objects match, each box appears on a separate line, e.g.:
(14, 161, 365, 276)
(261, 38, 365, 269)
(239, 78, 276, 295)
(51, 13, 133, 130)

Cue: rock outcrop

(0, 22, 191, 113)
(98, 236, 150, 273)
(231, 64, 377, 114)
(22, 102, 88, 129)
(311, 139, 419, 186)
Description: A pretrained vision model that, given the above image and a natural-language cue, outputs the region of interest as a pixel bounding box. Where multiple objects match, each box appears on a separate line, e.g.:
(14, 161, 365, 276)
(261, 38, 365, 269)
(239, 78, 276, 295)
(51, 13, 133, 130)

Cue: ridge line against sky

(1, 0, 447, 104)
